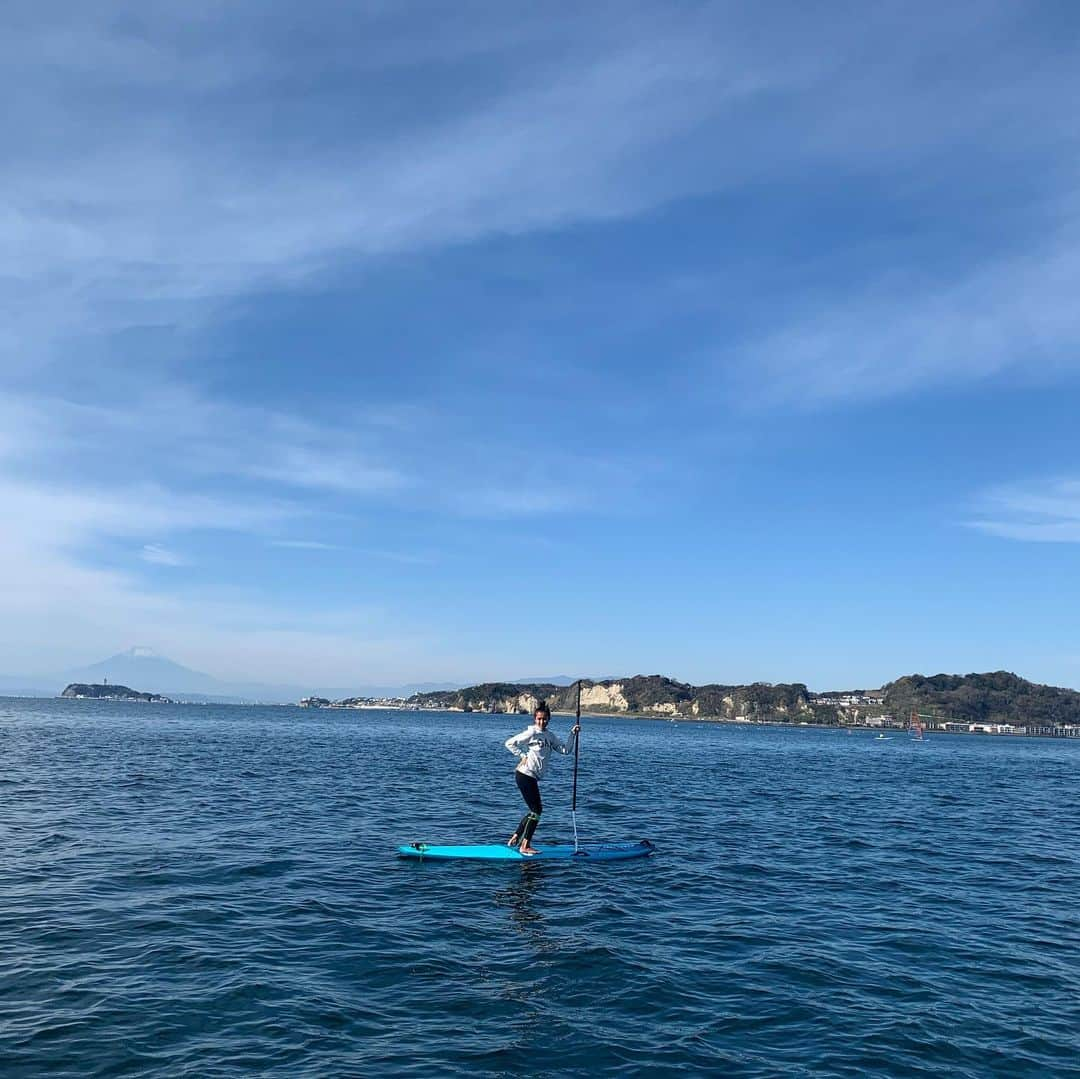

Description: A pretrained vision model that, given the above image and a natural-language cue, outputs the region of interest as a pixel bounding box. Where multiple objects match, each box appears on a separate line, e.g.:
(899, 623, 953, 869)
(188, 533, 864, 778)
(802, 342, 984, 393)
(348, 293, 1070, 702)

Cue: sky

(4, 0, 1080, 691)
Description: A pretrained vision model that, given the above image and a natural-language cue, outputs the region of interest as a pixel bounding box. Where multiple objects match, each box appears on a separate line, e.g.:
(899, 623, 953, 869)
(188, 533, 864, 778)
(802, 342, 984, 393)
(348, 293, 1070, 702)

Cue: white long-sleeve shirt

(505, 723, 577, 781)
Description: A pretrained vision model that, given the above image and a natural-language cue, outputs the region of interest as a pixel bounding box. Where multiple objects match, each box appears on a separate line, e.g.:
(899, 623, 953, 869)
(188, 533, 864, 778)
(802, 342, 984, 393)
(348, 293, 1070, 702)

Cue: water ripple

(1, 699, 1078, 1076)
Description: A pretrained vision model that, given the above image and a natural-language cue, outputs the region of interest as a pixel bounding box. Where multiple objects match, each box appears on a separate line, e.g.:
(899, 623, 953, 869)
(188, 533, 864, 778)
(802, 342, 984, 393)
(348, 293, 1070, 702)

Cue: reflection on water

(493, 863, 548, 939)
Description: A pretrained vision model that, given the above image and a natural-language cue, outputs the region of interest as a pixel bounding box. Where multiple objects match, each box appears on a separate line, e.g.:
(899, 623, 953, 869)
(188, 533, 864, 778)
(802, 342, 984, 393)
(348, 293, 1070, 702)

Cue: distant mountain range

(508, 675, 582, 686)
(0, 647, 464, 704)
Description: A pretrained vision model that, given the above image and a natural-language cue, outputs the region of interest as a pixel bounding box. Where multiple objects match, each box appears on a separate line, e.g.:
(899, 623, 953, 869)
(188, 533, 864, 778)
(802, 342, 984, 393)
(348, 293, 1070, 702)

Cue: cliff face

(410, 676, 813, 721)
(408, 682, 559, 715)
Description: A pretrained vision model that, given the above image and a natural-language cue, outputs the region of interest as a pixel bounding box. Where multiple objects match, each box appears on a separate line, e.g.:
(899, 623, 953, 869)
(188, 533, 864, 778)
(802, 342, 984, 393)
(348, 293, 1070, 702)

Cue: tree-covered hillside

(407, 669, 1080, 727)
(883, 671, 1080, 726)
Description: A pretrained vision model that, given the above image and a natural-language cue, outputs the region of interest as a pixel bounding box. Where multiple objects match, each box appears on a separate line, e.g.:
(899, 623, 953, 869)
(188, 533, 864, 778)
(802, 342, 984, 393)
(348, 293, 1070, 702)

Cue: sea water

(1, 699, 1077, 1077)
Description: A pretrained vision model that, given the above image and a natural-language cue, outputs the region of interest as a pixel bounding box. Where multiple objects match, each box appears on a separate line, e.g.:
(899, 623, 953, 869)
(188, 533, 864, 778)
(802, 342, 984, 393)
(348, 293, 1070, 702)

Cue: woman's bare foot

(507, 833, 519, 847)
(518, 844, 540, 856)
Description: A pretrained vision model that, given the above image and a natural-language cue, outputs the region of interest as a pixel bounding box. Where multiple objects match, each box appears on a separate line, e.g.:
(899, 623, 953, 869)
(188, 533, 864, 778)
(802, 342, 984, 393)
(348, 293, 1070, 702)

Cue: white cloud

(271, 539, 340, 551)
(1, 383, 412, 497)
(1, 8, 766, 371)
(140, 543, 187, 566)
(453, 487, 583, 517)
(0, 476, 288, 545)
(0, 387, 574, 679)
(1, 379, 638, 522)
(242, 446, 407, 494)
(736, 230, 1080, 407)
(8, 2, 1067, 380)
(269, 541, 436, 565)
(0, 473, 283, 632)
(0, 473, 452, 681)
(966, 478, 1080, 542)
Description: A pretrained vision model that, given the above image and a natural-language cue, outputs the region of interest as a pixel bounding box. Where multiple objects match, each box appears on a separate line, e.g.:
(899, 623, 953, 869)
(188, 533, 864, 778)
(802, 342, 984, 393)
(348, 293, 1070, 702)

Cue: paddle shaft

(571, 680, 581, 812)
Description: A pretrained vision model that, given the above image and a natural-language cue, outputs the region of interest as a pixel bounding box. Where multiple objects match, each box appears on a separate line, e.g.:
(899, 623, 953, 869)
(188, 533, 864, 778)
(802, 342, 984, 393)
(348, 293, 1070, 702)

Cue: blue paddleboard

(397, 840, 654, 862)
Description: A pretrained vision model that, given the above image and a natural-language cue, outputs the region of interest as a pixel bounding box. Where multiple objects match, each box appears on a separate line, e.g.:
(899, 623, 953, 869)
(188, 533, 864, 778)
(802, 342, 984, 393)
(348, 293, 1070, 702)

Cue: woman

(504, 700, 580, 856)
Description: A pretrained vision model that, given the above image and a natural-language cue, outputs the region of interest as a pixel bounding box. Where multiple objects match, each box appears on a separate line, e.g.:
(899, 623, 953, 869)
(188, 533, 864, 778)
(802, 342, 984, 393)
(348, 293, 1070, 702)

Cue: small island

(61, 683, 171, 703)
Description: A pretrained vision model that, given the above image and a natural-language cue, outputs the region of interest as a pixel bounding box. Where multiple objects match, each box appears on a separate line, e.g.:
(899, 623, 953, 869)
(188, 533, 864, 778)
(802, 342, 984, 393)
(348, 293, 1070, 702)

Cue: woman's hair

(535, 700, 551, 719)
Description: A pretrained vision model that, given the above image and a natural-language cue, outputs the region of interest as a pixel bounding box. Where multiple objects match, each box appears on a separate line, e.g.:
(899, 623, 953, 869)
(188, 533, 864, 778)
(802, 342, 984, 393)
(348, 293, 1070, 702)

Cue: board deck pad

(397, 840, 654, 862)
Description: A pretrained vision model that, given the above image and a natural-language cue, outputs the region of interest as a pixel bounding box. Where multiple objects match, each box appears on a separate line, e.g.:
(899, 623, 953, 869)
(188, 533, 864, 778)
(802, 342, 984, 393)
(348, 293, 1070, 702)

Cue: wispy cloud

(11, 3, 1060, 378)
(2, 5, 758, 371)
(4, 3, 1076, 409)
(735, 230, 1080, 407)
(140, 543, 187, 566)
(966, 478, 1080, 542)
(271, 540, 340, 551)
(0, 475, 289, 545)
(269, 541, 436, 565)
(1, 379, 633, 522)
(453, 487, 584, 517)
(0, 473, 452, 681)
(243, 447, 407, 494)
(0, 383, 412, 496)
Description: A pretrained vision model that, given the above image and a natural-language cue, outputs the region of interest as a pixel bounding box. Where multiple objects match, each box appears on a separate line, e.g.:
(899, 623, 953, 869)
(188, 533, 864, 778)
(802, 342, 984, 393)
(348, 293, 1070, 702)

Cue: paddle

(571, 679, 582, 851)
(571, 678, 581, 810)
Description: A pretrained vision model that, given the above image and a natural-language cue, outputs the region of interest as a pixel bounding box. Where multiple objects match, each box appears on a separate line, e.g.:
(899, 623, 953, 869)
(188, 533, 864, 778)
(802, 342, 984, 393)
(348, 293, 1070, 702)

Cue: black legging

(514, 771, 543, 843)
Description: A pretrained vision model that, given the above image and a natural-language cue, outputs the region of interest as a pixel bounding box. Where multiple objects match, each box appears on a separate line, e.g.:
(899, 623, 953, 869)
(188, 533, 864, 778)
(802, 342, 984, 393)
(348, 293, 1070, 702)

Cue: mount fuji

(62, 647, 226, 697)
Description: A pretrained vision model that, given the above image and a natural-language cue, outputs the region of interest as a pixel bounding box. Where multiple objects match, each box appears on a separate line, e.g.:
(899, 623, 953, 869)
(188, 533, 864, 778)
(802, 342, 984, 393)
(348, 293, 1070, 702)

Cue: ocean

(1, 698, 1078, 1077)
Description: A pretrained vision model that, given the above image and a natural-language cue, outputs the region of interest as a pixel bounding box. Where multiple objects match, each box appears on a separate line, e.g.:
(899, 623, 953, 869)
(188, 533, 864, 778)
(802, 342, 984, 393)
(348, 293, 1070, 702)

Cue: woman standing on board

(504, 700, 580, 856)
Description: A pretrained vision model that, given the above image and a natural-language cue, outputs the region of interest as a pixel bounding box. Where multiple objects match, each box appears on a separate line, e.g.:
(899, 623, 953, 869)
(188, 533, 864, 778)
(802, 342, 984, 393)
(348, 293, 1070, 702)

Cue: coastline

(465, 707, 1080, 738)
(15, 694, 1077, 739)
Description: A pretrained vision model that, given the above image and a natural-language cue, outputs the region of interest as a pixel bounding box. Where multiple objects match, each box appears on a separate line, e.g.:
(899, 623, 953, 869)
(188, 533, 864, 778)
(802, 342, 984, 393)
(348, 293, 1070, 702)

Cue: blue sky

(4, 1, 1080, 689)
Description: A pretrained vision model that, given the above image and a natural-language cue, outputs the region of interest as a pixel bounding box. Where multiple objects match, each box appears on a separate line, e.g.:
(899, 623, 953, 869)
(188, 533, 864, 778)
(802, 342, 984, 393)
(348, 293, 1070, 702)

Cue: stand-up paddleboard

(398, 840, 654, 862)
